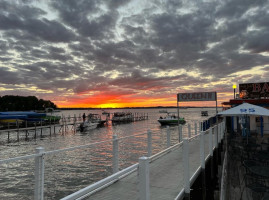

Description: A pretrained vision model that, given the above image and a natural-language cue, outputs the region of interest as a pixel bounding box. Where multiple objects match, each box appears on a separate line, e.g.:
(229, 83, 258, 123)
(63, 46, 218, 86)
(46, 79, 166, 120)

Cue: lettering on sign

(240, 108, 256, 113)
(177, 92, 216, 102)
(239, 82, 269, 99)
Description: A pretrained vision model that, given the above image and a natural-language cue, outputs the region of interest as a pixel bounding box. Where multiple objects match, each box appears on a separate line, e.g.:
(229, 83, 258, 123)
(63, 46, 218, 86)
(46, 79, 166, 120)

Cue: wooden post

(16, 119, 19, 141)
(34, 122, 37, 138)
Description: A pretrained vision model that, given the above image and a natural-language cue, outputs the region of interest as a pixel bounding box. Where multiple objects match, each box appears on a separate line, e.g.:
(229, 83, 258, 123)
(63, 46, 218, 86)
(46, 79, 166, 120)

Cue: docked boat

(43, 115, 61, 123)
(159, 110, 168, 113)
(158, 113, 186, 126)
(0, 115, 27, 124)
(77, 121, 99, 132)
(0, 112, 46, 123)
(201, 111, 208, 116)
(88, 113, 106, 126)
(112, 112, 133, 123)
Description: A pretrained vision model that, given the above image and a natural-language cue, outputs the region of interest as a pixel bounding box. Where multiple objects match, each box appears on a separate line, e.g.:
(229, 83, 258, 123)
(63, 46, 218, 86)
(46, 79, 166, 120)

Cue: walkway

(85, 134, 210, 199)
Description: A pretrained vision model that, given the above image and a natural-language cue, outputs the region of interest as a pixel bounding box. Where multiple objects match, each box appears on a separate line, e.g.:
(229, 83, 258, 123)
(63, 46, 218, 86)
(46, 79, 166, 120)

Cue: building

(222, 82, 269, 135)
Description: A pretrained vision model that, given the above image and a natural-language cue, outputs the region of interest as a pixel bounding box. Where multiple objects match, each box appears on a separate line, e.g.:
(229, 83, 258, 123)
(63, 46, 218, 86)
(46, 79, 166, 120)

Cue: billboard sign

(177, 92, 217, 102)
(239, 82, 269, 99)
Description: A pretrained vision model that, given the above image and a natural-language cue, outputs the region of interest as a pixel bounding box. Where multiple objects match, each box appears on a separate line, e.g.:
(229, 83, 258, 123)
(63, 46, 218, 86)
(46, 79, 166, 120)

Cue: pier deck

(84, 135, 209, 200)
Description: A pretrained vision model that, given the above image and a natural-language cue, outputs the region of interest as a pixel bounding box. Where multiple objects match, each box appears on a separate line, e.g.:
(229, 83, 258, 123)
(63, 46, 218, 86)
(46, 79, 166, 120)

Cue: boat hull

(158, 119, 186, 126)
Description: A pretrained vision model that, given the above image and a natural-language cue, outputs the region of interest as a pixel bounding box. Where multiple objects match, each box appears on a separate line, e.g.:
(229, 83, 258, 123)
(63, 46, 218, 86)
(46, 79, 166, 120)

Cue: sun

(99, 103, 121, 108)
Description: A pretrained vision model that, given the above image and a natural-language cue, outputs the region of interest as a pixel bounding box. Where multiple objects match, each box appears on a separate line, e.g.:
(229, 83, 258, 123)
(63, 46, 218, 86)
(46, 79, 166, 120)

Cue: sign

(177, 92, 216, 102)
(239, 82, 269, 99)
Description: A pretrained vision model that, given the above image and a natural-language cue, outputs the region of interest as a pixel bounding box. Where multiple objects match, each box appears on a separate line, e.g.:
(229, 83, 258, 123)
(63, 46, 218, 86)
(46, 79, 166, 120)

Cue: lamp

(233, 84, 237, 99)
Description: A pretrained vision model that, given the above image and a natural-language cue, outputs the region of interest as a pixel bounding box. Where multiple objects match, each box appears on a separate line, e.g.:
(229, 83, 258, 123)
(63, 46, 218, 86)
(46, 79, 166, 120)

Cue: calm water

(0, 107, 218, 199)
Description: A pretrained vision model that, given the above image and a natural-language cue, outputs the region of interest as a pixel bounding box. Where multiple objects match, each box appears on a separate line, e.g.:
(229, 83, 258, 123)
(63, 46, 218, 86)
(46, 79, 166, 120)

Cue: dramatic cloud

(0, 0, 268, 107)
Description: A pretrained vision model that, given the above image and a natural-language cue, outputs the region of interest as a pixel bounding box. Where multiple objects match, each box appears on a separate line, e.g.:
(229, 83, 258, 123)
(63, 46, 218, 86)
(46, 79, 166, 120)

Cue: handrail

(61, 163, 139, 200)
(0, 131, 149, 163)
(149, 141, 183, 162)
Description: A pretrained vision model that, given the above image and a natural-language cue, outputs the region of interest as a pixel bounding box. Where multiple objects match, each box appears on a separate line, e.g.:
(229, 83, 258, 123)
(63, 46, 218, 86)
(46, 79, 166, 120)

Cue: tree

(0, 95, 58, 111)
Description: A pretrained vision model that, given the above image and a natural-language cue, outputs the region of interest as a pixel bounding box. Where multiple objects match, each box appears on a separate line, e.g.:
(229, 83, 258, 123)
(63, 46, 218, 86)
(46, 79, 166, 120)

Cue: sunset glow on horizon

(0, 0, 268, 108)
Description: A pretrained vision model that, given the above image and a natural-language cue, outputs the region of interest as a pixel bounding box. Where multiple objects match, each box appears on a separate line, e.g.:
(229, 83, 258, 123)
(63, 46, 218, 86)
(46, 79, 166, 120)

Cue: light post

(233, 84, 237, 99)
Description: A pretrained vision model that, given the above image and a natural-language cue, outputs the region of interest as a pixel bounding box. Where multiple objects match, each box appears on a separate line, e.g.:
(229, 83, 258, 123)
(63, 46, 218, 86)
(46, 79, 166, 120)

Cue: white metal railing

(0, 121, 224, 200)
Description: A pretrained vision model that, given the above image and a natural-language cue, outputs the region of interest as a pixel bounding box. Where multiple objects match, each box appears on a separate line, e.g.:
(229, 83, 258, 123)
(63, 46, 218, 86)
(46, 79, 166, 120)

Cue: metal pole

(139, 157, 150, 200)
(147, 129, 152, 157)
(34, 147, 45, 200)
(166, 126, 171, 148)
(188, 124, 191, 138)
(113, 135, 119, 173)
(179, 125, 183, 143)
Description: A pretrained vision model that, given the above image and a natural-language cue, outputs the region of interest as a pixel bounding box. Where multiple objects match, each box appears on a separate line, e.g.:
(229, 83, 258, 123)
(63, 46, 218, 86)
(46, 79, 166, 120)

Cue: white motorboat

(78, 121, 98, 132)
(88, 113, 106, 126)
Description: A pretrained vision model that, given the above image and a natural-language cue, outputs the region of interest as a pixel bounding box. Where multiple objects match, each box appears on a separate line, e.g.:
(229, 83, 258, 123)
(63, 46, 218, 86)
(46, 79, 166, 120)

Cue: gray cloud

(0, 0, 268, 105)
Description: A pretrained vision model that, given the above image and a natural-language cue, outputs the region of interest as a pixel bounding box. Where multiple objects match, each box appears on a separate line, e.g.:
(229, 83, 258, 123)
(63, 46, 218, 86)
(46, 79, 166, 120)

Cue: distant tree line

(0, 95, 57, 111)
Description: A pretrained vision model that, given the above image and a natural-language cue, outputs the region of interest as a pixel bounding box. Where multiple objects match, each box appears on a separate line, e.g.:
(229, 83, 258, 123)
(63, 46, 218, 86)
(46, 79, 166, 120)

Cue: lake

(0, 107, 218, 199)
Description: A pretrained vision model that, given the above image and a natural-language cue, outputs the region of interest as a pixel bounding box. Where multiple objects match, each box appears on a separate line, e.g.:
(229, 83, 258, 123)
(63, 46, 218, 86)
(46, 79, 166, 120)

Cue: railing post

(195, 123, 197, 135)
(147, 129, 152, 157)
(139, 156, 150, 200)
(200, 131, 205, 169)
(113, 135, 119, 173)
(34, 147, 45, 200)
(179, 125, 183, 142)
(209, 127, 213, 156)
(188, 124, 191, 138)
(183, 139, 190, 199)
(166, 126, 171, 148)
(200, 131, 206, 200)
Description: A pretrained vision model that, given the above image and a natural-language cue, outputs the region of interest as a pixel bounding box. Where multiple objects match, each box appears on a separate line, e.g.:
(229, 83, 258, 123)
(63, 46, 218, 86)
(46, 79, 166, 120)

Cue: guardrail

(0, 120, 224, 200)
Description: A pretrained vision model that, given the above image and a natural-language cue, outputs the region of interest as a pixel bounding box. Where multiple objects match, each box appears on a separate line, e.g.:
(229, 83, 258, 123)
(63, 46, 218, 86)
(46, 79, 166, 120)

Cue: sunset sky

(0, 0, 268, 108)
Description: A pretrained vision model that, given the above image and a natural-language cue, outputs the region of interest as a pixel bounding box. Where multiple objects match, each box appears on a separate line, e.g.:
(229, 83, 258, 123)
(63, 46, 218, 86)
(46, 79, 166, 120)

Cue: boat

(112, 112, 133, 123)
(43, 115, 61, 123)
(0, 112, 46, 123)
(158, 112, 186, 126)
(87, 113, 106, 126)
(77, 121, 99, 132)
(102, 110, 110, 115)
(159, 110, 168, 113)
(201, 111, 208, 116)
(0, 115, 27, 124)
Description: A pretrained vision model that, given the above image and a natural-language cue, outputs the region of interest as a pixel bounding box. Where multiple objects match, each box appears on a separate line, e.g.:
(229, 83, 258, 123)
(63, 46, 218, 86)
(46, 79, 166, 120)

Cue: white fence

(0, 121, 225, 200)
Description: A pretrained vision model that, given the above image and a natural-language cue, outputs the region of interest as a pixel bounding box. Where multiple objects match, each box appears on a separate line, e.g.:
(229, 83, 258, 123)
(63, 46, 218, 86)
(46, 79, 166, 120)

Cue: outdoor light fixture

(233, 84, 237, 99)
